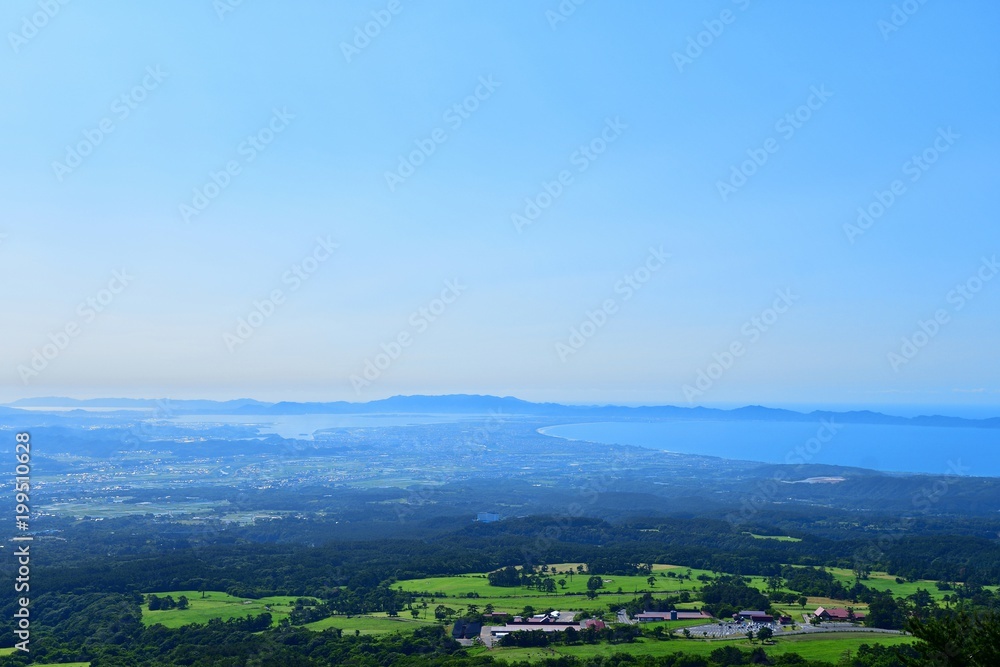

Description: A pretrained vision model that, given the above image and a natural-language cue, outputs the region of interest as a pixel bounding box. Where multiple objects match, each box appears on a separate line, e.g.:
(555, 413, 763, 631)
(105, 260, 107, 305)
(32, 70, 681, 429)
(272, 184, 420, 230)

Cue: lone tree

(587, 576, 604, 592)
(757, 627, 773, 643)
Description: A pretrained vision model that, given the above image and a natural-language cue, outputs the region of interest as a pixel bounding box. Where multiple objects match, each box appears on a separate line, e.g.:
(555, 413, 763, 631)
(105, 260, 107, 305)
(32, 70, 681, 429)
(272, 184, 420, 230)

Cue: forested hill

(7, 394, 1000, 428)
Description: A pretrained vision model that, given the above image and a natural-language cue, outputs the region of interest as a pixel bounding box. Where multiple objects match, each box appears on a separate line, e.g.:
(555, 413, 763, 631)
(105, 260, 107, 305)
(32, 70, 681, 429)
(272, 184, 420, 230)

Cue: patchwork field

(397, 563, 716, 599)
(305, 612, 439, 635)
(480, 632, 916, 663)
(745, 533, 802, 542)
(141, 590, 298, 628)
(821, 566, 999, 601)
(137, 561, 954, 664)
(141, 591, 444, 635)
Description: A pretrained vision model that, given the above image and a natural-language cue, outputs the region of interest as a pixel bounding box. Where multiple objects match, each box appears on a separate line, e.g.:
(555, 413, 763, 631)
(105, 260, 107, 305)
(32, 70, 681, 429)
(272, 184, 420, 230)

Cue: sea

(539, 420, 1000, 476)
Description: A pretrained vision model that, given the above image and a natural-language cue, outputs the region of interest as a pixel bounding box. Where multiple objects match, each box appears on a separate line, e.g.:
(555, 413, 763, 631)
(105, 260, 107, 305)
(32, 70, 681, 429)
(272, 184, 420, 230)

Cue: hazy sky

(2, 1, 998, 411)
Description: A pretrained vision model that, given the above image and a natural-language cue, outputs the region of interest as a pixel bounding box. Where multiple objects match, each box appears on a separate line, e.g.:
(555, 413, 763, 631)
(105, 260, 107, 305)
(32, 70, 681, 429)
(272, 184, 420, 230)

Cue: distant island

(7, 394, 999, 429)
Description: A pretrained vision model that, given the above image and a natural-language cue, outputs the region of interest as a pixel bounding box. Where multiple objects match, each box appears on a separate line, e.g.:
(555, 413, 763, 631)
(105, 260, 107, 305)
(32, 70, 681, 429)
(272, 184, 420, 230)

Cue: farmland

(478, 632, 916, 663)
(141, 591, 298, 628)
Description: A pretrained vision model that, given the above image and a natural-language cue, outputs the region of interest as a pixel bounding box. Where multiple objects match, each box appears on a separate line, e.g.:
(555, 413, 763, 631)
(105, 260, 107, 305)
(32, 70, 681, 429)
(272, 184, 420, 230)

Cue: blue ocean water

(539, 420, 1000, 476)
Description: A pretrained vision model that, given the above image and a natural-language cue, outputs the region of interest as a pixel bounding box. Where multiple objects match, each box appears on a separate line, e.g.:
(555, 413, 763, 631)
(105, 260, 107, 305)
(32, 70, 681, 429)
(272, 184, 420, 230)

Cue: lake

(539, 420, 1000, 476)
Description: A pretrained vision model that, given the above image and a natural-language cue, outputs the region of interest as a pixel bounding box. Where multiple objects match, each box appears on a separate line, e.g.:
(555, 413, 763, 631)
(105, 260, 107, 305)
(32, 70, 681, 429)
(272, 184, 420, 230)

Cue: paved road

(616, 609, 635, 625)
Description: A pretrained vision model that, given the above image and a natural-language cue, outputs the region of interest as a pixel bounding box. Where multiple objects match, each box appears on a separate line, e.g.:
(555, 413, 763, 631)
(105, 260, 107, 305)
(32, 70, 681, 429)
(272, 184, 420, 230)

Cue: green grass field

(0, 649, 94, 667)
(483, 632, 915, 663)
(395, 570, 708, 620)
(745, 533, 802, 542)
(397, 564, 716, 600)
(141, 591, 445, 635)
(141, 591, 298, 628)
(821, 566, 993, 601)
(304, 612, 440, 635)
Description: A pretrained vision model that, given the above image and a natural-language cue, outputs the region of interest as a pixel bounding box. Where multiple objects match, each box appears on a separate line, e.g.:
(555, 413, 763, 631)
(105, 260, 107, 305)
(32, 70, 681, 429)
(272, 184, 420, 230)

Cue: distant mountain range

(6, 394, 1000, 429)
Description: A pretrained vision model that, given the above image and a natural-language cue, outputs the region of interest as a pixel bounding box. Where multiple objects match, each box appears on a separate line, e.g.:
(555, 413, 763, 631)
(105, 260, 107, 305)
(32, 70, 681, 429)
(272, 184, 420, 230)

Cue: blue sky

(2, 0, 998, 413)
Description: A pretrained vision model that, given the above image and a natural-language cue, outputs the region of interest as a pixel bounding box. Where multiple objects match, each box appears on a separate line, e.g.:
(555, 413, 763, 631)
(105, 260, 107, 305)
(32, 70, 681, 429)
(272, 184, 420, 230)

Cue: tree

(647, 576, 656, 588)
(558, 579, 567, 589)
(865, 592, 906, 630)
(177, 595, 189, 610)
(757, 627, 773, 643)
(484, 604, 494, 615)
(411, 609, 420, 619)
(587, 576, 604, 591)
(746, 630, 754, 643)
(907, 611, 1000, 667)
(542, 579, 557, 593)
(488, 565, 521, 588)
(766, 575, 784, 594)
(797, 596, 808, 609)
